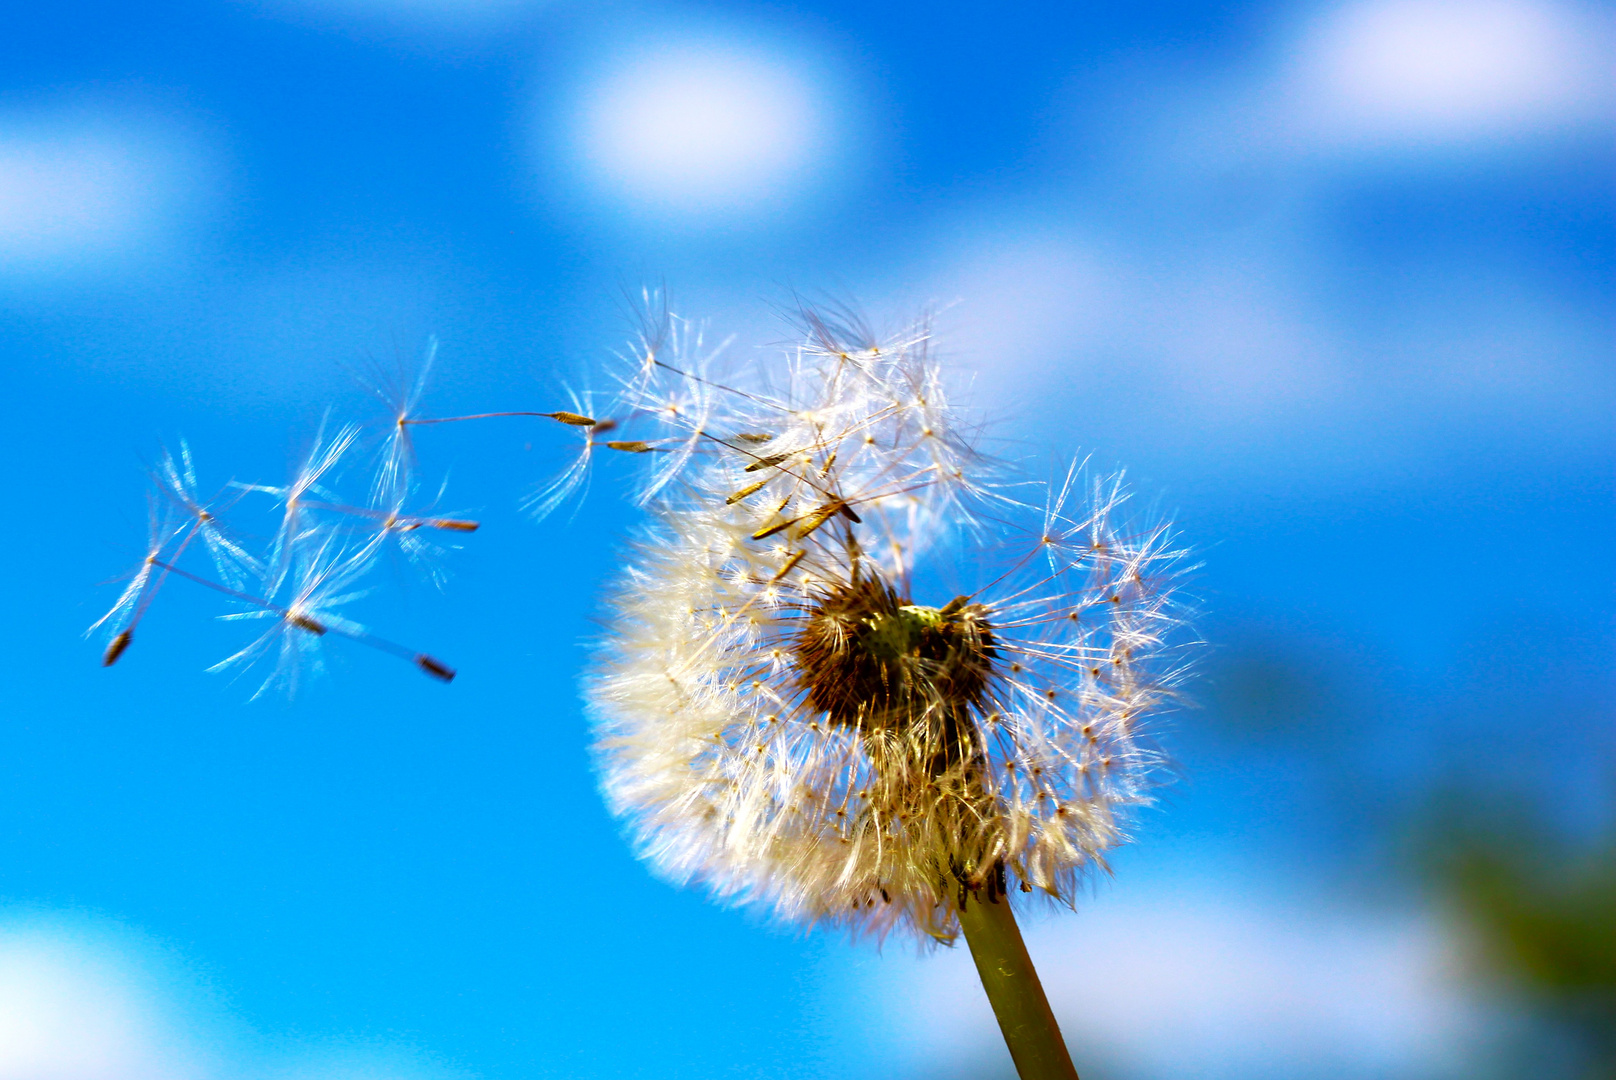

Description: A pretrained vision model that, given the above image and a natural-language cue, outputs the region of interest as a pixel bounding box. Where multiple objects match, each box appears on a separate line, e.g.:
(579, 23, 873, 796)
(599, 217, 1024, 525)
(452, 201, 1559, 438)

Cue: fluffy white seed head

(585, 305, 1191, 942)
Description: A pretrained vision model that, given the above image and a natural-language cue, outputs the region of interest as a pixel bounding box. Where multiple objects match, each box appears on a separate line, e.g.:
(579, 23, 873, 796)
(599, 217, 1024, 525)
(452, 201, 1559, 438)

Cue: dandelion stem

(958, 886, 1080, 1080)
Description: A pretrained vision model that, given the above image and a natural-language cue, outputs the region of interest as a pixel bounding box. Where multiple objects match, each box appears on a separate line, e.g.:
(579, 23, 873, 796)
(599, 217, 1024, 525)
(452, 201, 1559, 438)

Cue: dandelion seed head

(585, 305, 1192, 943)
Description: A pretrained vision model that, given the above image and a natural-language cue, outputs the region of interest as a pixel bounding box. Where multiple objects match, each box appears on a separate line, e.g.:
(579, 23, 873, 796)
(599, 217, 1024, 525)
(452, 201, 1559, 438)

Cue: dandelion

(583, 303, 1192, 1079)
(90, 299, 1193, 1079)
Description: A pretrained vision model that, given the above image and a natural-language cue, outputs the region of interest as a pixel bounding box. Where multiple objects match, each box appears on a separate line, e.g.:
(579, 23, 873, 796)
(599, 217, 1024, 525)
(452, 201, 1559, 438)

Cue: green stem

(958, 887, 1080, 1080)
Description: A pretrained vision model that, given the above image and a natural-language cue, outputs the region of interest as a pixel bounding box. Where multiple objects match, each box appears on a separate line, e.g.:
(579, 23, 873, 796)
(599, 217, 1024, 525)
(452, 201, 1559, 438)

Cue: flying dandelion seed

(90, 497, 181, 666)
(233, 418, 361, 599)
(152, 441, 260, 589)
(520, 388, 610, 522)
(93, 426, 460, 693)
(203, 532, 454, 698)
(91, 442, 260, 666)
(357, 335, 439, 513)
(92, 335, 606, 692)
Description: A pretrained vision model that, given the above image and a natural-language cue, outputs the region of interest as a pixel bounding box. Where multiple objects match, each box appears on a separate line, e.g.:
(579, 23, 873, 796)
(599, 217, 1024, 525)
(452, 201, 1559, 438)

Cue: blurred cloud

(896, 0, 1615, 473)
(0, 924, 209, 1080)
(568, 39, 829, 219)
(1286, 0, 1616, 147)
(0, 916, 462, 1080)
(923, 221, 1613, 474)
(258, 0, 546, 35)
(853, 885, 1479, 1079)
(0, 111, 207, 277)
(308, 0, 534, 14)
(932, 233, 1339, 425)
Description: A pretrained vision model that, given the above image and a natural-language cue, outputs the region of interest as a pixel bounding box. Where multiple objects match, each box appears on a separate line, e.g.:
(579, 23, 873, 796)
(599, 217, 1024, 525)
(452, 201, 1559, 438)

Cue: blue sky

(1, 0, 1611, 1077)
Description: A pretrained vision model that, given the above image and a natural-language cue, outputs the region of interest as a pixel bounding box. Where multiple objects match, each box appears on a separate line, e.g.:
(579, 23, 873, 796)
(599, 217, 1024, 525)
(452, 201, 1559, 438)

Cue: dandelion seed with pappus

(89, 332, 589, 690)
(574, 302, 1194, 1080)
(92, 384, 463, 695)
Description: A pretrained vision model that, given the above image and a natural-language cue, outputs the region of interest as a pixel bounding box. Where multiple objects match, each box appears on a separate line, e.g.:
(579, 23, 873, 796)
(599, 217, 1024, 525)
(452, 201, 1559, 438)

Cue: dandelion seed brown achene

(414, 654, 456, 682)
(101, 631, 132, 667)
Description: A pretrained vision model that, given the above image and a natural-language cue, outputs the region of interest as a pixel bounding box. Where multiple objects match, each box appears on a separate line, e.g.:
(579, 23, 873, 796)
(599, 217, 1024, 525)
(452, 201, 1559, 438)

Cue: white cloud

(929, 230, 1340, 430)
(930, 238, 1113, 373)
(1288, 0, 1615, 146)
(0, 917, 461, 1080)
(892, 4, 1614, 473)
(848, 885, 1479, 1079)
(572, 41, 826, 216)
(0, 116, 201, 273)
(907, 215, 1613, 472)
(315, 0, 531, 13)
(260, 0, 544, 34)
(0, 926, 210, 1080)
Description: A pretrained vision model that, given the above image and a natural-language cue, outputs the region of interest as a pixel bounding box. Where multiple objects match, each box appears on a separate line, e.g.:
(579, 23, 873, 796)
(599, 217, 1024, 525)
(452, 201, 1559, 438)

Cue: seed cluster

(587, 306, 1190, 940)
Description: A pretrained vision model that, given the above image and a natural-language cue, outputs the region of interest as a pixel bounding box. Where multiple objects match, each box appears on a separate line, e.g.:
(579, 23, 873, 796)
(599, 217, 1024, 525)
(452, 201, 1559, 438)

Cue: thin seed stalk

(958, 884, 1080, 1080)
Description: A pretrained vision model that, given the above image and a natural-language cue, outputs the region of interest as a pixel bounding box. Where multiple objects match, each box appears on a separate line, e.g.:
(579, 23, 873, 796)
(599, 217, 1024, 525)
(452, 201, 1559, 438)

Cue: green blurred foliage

(1421, 789, 1616, 1079)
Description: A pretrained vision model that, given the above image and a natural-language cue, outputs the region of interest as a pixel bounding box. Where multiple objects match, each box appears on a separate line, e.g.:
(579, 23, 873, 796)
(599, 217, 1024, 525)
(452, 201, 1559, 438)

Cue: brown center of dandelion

(795, 577, 997, 732)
